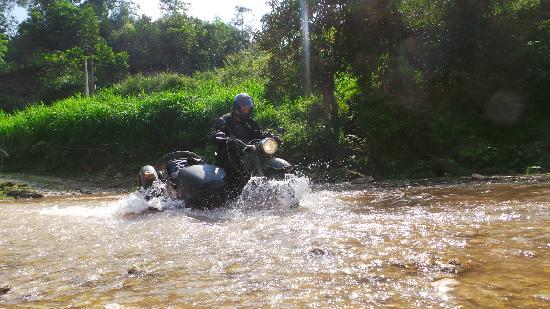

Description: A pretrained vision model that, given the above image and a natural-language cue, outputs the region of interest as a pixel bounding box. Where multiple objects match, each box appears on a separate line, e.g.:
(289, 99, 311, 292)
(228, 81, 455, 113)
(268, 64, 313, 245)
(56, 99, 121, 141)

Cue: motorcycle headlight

(259, 138, 278, 156)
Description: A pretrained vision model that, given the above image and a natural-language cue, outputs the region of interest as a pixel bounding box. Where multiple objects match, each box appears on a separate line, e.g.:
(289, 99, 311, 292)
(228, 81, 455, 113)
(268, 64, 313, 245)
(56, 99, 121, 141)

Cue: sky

(138, 0, 271, 29)
(13, 0, 271, 30)
(134, 0, 269, 29)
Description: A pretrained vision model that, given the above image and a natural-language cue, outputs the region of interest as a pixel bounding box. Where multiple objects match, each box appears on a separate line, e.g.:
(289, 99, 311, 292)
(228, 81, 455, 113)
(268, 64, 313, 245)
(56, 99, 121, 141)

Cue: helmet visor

(237, 97, 253, 116)
(239, 103, 252, 115)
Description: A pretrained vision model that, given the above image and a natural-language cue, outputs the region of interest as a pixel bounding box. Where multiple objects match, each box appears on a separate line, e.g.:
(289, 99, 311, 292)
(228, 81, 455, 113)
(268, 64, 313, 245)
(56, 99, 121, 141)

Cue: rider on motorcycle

(209, 93, 264, 197)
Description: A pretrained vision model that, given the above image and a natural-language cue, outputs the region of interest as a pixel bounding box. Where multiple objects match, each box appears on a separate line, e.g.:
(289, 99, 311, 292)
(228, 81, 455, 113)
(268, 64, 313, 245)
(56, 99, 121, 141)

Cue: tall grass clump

(0, 68, 267, 172)
(110, 73, 192, 97)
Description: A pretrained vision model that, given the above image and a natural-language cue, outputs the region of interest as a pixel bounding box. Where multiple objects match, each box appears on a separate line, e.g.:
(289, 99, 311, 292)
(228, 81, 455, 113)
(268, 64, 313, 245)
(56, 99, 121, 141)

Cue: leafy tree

(0, 33, 7, 63)
(3, 0, 127, 105)
(157, 13, 198, 73)
(108, 0, 136, 31)
(1, 1, 12, 34)
(259, 0, 346, 136)
(10, 0, 93, 57)
(231, 5, 253, 47)
(232, 6, 251, 33)
(196, 19, 237, 70)
(112, 15, 162, 73)
(159, 0, 188, 16)
(92, 40, 128, 86)
(82, 0, 122, 37)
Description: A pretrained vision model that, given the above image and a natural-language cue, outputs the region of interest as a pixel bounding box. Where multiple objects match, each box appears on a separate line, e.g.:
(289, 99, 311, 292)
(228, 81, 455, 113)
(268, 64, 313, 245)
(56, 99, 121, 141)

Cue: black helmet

(233, 93, 254, 119)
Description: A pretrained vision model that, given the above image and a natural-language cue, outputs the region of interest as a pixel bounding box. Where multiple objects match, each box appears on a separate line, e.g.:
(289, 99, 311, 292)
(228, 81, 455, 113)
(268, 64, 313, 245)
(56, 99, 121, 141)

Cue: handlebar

(217, 136, 248, 147)
(218, 136, 257, 155)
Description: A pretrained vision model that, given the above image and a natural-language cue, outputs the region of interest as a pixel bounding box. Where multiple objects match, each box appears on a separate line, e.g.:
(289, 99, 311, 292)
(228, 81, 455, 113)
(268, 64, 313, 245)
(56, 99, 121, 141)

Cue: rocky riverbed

(0, 172, 134, 199)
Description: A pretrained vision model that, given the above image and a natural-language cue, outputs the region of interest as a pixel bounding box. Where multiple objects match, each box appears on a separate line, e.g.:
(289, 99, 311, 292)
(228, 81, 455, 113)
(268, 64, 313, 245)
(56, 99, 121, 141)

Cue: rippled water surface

(1, 179, 549, 308)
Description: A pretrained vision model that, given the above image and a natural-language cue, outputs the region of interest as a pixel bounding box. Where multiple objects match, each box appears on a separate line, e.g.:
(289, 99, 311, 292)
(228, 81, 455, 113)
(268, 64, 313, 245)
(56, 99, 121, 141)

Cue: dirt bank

(0, 172, 135, 198)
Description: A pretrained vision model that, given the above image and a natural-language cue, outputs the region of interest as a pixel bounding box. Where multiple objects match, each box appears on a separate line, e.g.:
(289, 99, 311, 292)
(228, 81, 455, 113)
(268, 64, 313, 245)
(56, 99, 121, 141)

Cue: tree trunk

(320, 74, 338, 137)
(90, 59, 95, 95)
(84, 57, 89, 97)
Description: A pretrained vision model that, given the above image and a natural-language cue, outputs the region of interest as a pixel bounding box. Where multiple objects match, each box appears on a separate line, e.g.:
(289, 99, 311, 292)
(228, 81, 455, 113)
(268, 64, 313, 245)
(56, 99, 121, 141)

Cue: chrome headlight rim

(259, 138, 278, 156)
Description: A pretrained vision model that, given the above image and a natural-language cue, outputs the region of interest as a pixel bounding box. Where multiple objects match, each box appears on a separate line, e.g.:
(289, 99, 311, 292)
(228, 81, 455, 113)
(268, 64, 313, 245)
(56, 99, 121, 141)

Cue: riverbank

(0, 171, 134, 199)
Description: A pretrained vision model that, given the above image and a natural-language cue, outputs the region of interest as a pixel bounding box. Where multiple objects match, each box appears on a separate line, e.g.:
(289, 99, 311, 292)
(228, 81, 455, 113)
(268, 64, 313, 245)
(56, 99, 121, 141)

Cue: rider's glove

(214, 131, 227, 143)
(243, 145, 256, 154)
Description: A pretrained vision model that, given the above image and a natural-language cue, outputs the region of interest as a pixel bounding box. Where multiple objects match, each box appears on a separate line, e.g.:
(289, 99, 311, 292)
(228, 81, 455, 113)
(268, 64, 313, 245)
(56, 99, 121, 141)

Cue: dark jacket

(209, 112, 263, 169)
(210, 112, 262, 143)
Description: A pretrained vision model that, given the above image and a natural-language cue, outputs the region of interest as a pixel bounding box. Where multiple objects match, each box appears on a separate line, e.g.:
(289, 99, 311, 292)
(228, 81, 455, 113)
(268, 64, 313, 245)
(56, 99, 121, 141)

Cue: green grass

(0, 69, 267, 171)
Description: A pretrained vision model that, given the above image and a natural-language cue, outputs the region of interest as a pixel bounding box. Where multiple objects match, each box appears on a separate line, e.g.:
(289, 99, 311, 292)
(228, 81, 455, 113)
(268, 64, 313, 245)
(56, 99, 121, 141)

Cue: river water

(1, 178, 549, 308)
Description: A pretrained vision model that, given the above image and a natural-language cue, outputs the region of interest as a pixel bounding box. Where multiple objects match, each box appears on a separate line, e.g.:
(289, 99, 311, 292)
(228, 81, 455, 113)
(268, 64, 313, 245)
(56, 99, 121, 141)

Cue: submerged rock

(127, 266, 139, 275)
(0, 283, 10, 295)
(435, 258, 471, 274)
(309, 248, 334, 256)
(309, 248, 327, 256)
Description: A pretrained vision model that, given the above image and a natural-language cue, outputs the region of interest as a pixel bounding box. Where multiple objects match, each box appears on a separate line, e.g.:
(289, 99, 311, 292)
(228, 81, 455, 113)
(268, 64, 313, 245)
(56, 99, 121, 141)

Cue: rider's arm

(209, 117, 231, 144)
(248, 118, 263, 140)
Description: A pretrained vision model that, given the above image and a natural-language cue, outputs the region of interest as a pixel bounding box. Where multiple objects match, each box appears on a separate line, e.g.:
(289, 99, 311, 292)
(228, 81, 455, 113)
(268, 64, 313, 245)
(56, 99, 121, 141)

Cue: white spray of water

(234, 176, 311, 210)
(37, 191, 180, 219)
(37, 176, 311, 219)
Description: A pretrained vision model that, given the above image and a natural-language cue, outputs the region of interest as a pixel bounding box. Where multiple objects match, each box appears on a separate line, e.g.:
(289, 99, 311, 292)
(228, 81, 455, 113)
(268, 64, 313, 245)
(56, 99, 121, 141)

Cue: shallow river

(1, 178, 549, 308)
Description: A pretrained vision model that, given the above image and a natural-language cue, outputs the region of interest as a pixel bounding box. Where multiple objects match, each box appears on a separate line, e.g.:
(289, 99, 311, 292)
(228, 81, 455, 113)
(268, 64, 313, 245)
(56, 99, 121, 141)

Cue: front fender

(263, 157, 291, 171)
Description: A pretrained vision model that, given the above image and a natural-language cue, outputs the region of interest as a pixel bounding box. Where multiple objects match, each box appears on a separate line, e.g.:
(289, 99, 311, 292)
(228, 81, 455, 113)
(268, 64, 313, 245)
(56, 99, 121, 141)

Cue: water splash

(113, 189, 182, 217)
(300, 0, 312, 95)
(37, 176, 311, 220)
(37, 184, 182, 219)
(234, 176, 311, 210)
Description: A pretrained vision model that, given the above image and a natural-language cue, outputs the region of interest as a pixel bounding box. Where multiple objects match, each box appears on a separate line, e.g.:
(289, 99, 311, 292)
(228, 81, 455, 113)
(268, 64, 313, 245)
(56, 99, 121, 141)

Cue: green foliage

(259, 0, 344, 134)
(111, 72, 190, 97)
(0, 33, 7, 64)
(334, 71, 358, 114)
(159, 0, 188, 16)
(39, 47, 86, 99)
(1, 0, 550, 178)
(32, 41, 128, 102)
(277, 96, 326, 158)
(1, 0, 130, 107)
(525, 165, 542, 175)
(92, 41, 129, 87)
(1, 0, 249, 111)
(217, 48, 269, 85)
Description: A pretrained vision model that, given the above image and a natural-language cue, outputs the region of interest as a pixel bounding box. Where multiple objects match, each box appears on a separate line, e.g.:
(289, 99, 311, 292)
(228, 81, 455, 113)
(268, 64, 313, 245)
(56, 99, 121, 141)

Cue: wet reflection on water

(0, 180, 549, 307)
